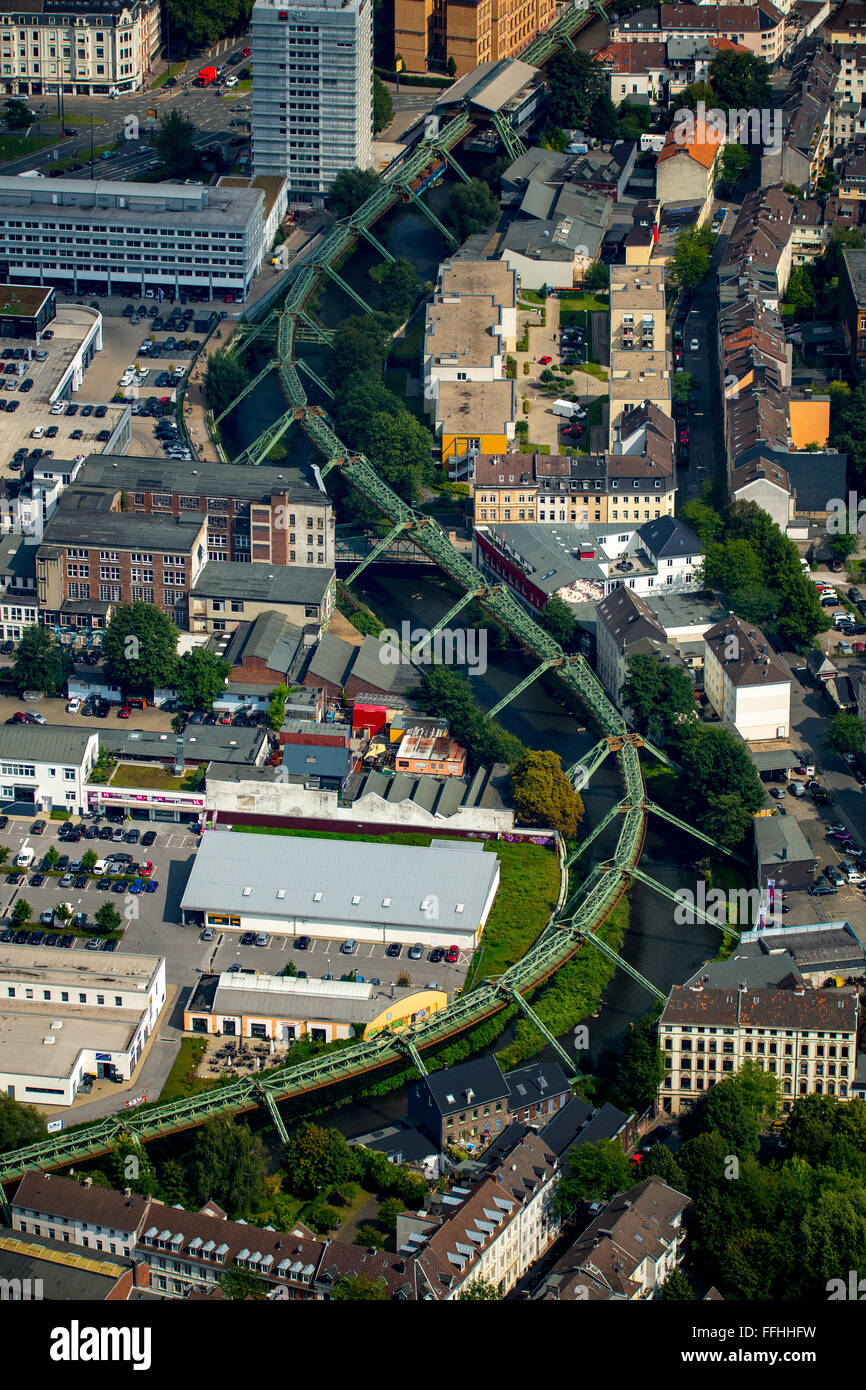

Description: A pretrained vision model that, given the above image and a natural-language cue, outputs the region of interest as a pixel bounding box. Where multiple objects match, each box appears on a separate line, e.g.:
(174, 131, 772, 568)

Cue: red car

(854, 641, 866, 653)
(117, 706, 132, 719)
(538, 355, 553, 366)
(242, 46, 251, 56)
(630, 1152, 644, 1165)
(218, 712, 233, 724)
(679, 429, 689, 444)
(9, 711, 27, 723)
(139, 861, 154, 878)
(223, 292, 235, 303)
(445, 945, 460, 963)
(563, 424, 583, 437)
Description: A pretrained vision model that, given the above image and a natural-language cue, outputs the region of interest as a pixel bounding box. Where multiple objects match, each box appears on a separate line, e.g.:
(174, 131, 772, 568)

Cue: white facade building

(251, 0, 373, 200)
(703, 615, 792, 741)
(0, 724, 97, 815)
(0, 0, 160, 98)
(0, 177, 273, 298)
(0, 947, 166, 1105)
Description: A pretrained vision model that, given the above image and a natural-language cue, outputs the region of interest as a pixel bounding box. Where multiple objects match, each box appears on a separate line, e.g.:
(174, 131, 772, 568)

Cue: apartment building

(472, 452, 608, 525)
(611, 3, 787, 63)
(595, 584, 676, 704)
(0, 531, 38, 641)
(595, 34, 747, 105)
(0, 945, 165, 1103)
(423, 260, 517, 411)
(36, 495, 208, 630)
(0, 722, 97, 816)
(188, 560, 335, 634)
(703, 614, 792, 740)
(0, 0, 160, 98)
(434, 379, 515, 463)
(251, 0, 372, 199)
(828, 0, 866, 45)
(719, 185, 795, 307)
(609, 266, 666, 354)
(75, 455, 335, 569)
(841, 245, 866, 369)
(608, 350, 671, 445)
(0, 176, 277, 300)
(656, 118, 724, 225)
(394, 0, 555, 76)
(761, 39, 838, 193)
(660, 981, 859, 1112)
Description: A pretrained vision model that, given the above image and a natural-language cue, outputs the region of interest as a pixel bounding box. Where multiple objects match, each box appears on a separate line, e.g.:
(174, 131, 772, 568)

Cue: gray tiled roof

(0, 724, 95, 763)
(191, 561, 333, 606)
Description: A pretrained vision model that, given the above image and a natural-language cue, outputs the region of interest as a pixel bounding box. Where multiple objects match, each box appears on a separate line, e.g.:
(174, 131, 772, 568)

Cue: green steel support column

(227, 313, 279, 357)
(399, 187, 458, 248)
(565, 801, 627, 869)
(561, 30, 576, 49)
(640, 738, 678, 770)
(297, 311, 335, 345)
(231, 408, 298, 468)
(410, 588, 481, 661)
(213, 360, 278, 425)
(565, 737, 614, 791)
(259, 1088, 290, 1145)
(296, 356, 335, 399)
(573, 928, 665, 1002)
(356, 223, 397, 263)
(320, 263, 374, 314)
(500, 983, 576, 1075)
(0, 1185, 10, 1224)
(487, 658, 558, 719)
(345, 519, 412, 585)
(491, 110, 526, 161)
(644, 801, 750, 866)
(398, 1034, 429, 1077)
(438, 145, 472, 184)
(628, 865, 741, 941)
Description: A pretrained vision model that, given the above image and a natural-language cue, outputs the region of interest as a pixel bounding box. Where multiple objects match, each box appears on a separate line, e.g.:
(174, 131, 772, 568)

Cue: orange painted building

(395, 727, 468, 777)
(394, 0, 554, 76)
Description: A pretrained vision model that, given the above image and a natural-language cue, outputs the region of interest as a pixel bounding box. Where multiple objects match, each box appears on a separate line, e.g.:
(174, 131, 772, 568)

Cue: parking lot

(204, 929, 471, 993)
(771, 775, 866, 933)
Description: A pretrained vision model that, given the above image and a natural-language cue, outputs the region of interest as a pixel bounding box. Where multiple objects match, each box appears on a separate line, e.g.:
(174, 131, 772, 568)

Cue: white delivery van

(552, 399, 579, 419)
(16, 846, 35, 868)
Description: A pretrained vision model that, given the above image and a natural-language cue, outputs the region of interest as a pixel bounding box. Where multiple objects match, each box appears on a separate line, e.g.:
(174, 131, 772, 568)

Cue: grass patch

(559, 293, 609, 314)
(581, 361, 608, 382)
(519, 289, 545, 306)
(111, 762, 202, 791)
(149, 63, 185, 90)
(42, 113, 105, 126)
(159, 1037, 219, 1102)
(389, 320, 424, 365)
(0, 134, 56, 160)
(463, 840, 561, 985)
(221, 79, 251, 98)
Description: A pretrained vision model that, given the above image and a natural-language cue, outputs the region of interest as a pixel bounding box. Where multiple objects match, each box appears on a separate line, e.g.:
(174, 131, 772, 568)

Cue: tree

(44, 845, 59, 869)
(583, 260, 610, 290)
(676, 1131, 732, 1202)
(679, 80, 714, 112)
(0, 1091, 45, 1154)
(0, 847, 7, 866)
(5, 100, 33, 130)
(553, 1138, 633, 1217)
(354, 1223, 385, 1249)
(709, 49, 771, 112)
(376, 1196, 404, 1232)
(218, 1269, 267, 1299)
(413, 666, 522, 772)
(95, 902, 122, 934)
(458, 1278, 500, 1300)
(189, 1116, 269, 1217)
(679, 499, 723, 547)
(617, 97, 651, 140)
(331, 1273, 389, 1300)
(826, 711, 865, 756)
(587, 92, 619, 141)
(442, 179, 500, 242)
(446, 56, 457, 78)
(829, 529, 858, 562)
(53, 903, 72, 927)
(10, 898, 31, 927)
(325, 315, 392, 388)
(510, 749, 584, 839)
(267, 683, 289, 732)
(641, 1143, 686, 1189)
(544, 50, 604, 128)
(684, 1077, 760, 1157)
(672, 371, 695, 404)
(308, 1204, 342, 1234)
(12, 625, 73, 697)
(621, 655, 696, 744)
(154, 108, 201, 180)
(328, 166, 380, 218)
(672, 724, 765, 845)
(720, 143, 751, 186)
(174, 648, 232, 711)
(365, 410, 436, 502)
(537, 594, 576, 646)
(369, 257, 421, 325)
(104, 1137, 158, 1195)
(609, 1015, 666, 1111)
(373, 74, 393, 134)
(205, 349, 250, 417)
(657, 1269, 694, 1300)
(283, 1122, 360, 1197)
(670, 227, 713, 292)
(81, 849, 98, 872)
(102, 603, 179, 697)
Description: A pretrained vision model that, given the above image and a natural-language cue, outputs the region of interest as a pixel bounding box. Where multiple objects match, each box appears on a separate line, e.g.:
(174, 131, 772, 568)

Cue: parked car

(240, 931, 256, 946)
(295, 935, 310, 949)
(408, 943, 423, 960)
(825, 865, 844, 886)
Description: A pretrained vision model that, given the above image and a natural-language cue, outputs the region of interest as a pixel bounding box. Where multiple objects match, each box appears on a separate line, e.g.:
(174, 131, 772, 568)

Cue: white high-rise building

(251, 0, 373, 201)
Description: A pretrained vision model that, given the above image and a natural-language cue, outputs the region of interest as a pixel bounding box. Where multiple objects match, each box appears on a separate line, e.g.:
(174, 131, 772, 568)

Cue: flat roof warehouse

(179, 832, 501, 946)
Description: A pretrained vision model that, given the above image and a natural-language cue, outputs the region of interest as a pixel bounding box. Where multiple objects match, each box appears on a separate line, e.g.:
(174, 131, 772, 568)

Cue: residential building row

(0, 0, 160, 98)
(609, 3, 788, 63)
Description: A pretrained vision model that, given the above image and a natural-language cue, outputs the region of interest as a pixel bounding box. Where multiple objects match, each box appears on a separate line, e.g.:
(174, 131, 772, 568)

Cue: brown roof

(594, 39, 668, 72)
(415, 1175, 518, 1298)
(315, 1241, 418, 1299)
(721, 185, 796, 279)
(661, 983, 859, 1031)
(489, 1132, 559, 1203)
(660, 2, 777, 30)
(12, 1172, 149, 1235)
(704, 614, 791, 687)
(596, 585, 666, 646)
(731, 456, 791, 495)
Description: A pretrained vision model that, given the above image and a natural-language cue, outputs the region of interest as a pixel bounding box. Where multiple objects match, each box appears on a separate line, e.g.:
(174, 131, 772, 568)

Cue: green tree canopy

(10, 899, 31, 926)
(373, 74, 393, 134)
(204, 349, 250, 416)
(583, 260, 610, 290)
(720, 143, 752, 185)
(552, 1138, 632, 1218)
(5, 100, 33, 130)
(328, 166, 380, 218)
(679, 499, 724, 547)
(621, 654, 696, 744)
(267, 683, 289, 732)
(442, 179, 500, 242)
(670, 227, 713, 291)
(458, 1278, 500, 1299)
(369, 256, 422, 324)
(218, 1268, 268, 1299)
(0, 1090, 45, 1153)
(537, 594, 576, 646)
(12, 625, 73, 697)
(708, 49, 772, 111)
(283, 1122, 360, 1197)
(189, 1116, 269, 1217)
(102, 602, 179, 696)
(672, 371, 695, 404)
(154, 108, 202, 180)
(510, 748, 584, 839)
(174, 648, 232, 711)
(826, 711, 865, 756)
(332, 1273, 389, 1300)
(657, 1269, 694, 1300)
(544, 49, 605, 127)
(325, 315, 392, 387)
(607, 1015, 666, 1112)
(354, 1223, 385, 1249)
(95, 902, 122, 934)
(412, 666, 523, 771)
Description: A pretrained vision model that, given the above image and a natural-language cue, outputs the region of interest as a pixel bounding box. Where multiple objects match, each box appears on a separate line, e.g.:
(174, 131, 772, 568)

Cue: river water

(225, 84, 720, 1133)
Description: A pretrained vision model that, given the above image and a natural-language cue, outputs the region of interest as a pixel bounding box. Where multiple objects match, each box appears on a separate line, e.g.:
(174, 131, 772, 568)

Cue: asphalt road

(678, 202, 735, 504)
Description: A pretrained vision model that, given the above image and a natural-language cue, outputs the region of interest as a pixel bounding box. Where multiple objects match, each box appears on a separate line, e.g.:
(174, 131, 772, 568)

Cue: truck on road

(195, 66, 218, 86)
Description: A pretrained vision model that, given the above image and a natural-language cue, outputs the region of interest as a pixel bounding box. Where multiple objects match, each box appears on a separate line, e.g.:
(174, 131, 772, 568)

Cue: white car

(66, 696, 81, 714)
(136, 365, 149, 379)
(690, 338, 699, 351)
(50, 401, 64, 415)
(120, 372, 135, 387)
(225, 76, 238, 87)
(30, 425, 44, 438)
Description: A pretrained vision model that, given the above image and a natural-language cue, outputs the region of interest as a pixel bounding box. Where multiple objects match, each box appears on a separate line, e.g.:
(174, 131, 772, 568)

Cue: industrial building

(179, 830, 500, 949)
